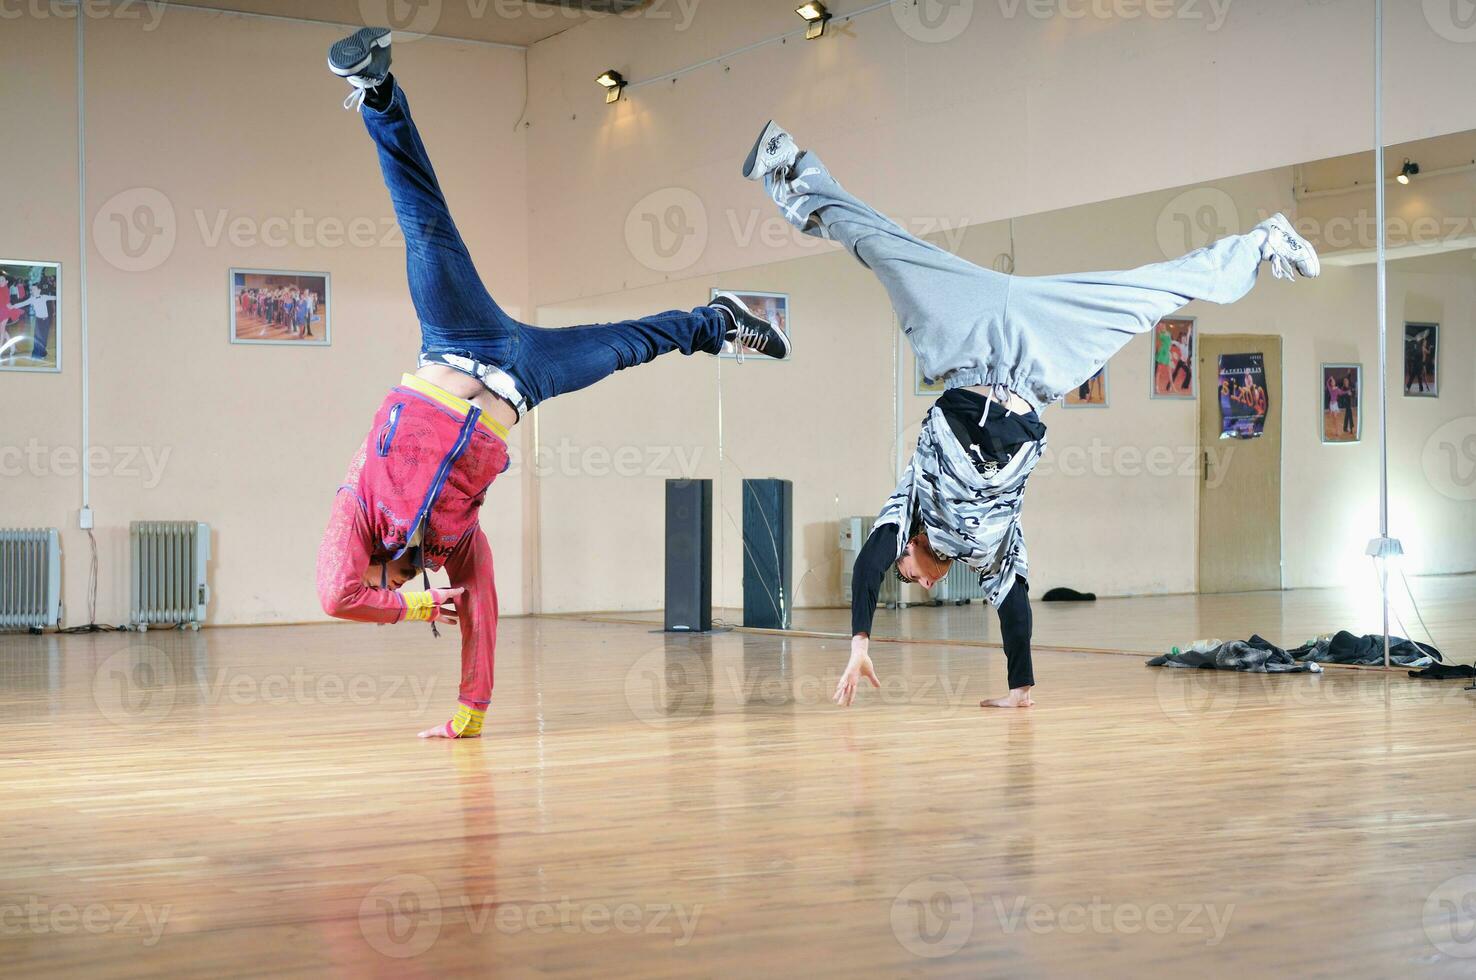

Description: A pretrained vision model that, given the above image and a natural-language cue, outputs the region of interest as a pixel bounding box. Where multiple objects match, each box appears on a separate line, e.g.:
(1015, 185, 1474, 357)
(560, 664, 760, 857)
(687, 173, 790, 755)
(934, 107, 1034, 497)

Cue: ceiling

(164, 0, 651, 47)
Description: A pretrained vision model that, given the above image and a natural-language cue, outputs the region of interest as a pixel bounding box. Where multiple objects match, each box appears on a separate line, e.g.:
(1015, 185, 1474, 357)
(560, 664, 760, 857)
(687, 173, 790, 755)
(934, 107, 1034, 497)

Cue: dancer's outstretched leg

(746, 120, 1317, 411)
(338, 31, 790, 414)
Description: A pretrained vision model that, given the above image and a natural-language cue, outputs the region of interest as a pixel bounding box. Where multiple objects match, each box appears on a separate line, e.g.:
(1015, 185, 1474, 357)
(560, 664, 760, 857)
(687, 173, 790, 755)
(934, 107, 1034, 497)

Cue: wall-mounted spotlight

(796, 2, 831, 40)
(1396, 159, 1420, 185)
(596, 69, 625, 104)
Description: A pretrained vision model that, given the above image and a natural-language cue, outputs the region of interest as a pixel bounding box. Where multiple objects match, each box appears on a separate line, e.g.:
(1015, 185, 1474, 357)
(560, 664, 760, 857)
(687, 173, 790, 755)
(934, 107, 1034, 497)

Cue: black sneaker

(329, 27, 392, 111)
(711, 293, 791, 361)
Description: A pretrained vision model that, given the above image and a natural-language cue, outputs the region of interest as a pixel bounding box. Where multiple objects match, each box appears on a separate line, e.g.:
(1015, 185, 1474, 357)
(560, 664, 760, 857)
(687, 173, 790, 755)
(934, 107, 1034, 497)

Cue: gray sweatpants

(765, 150, 1267, 411)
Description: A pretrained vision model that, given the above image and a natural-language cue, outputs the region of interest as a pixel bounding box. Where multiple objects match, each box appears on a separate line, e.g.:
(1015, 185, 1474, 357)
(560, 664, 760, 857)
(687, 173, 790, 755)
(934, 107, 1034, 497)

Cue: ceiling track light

(596, 69, 625, 104)
(1396, 159, 1420, 185)
(796, 2, 831, 40)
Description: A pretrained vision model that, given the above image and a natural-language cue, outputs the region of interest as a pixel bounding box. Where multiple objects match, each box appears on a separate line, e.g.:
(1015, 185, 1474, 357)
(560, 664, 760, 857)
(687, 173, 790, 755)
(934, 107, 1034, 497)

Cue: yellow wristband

(403, 591, 436, 622)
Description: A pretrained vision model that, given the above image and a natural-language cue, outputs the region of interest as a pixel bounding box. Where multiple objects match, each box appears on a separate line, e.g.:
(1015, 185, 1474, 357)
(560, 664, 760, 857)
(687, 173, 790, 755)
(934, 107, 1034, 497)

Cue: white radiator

(0, 528, 62, 631)
(130, 521, 211, 630)
(839, 515, 903, 607)
(838, 516, 866, 602)
(933, 560, 987, 604)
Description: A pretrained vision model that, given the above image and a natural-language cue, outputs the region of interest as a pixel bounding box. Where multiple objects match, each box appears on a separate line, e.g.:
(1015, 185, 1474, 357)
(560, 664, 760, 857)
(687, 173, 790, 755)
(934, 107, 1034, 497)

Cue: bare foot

(419, 704, 486, 739)
(981, 687, 1035, 708)
(417, 720, 482, 739)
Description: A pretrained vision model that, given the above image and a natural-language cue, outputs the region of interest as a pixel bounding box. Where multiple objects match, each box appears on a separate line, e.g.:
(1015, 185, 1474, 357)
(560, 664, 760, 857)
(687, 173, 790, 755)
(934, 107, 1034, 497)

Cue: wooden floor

(3, 597, 1476, 977)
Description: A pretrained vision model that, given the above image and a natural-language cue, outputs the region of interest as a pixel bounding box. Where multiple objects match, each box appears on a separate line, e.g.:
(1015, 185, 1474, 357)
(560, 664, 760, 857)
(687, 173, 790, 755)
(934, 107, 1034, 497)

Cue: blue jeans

(361, 81, 725, 408)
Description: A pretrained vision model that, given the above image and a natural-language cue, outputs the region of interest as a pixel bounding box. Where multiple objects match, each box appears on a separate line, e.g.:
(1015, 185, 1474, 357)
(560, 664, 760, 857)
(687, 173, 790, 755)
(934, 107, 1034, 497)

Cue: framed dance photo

(230, 269, 331, 347)
(712, 289, 790, 361)
(0, 259, 61, 373)
(1063, 365, 1109, 408)
(1403, 322, 1438, 397)
(1150, 316, 1195, 398)
(1320, 363, 1361, 445)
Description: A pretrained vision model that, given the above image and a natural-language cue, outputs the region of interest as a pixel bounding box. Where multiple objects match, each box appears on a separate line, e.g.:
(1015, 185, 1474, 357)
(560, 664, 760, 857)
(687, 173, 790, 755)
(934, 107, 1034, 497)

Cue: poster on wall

(0, 259, 61, 373)
(1151, 316, 1195, 398)
(711, 289, 790, 360)
(1403, 322, 1438, 397)
(915, 357, 947, 397)
(1321, 363, 1361, 444)
(1218, 352, 1268, 439)
(1063, 366, 1108, 408)
(231, 269, 331, 346)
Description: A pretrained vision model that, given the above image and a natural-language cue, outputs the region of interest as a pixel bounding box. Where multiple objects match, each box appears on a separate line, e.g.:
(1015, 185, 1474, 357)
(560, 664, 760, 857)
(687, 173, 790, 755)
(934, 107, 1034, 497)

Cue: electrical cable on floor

(720, 504, 782, 624)
(1396, 566, 1441, 651)
(720, 451, 831, 628)
(56, 528, 125, 635)
(717, 495, 840, 630)
(1365, 558, 1439, 661)
(717, 448, 781, 622)
(744, 478, 786, 624)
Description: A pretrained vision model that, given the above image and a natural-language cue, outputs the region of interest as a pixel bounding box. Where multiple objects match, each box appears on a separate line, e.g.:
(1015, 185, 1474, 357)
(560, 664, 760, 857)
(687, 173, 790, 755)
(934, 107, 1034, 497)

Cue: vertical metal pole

(1373, 0, 1392, 669)
(716, 355, 725, 617)
(893, 320, 904, 482)
(77, 10, 91, 521)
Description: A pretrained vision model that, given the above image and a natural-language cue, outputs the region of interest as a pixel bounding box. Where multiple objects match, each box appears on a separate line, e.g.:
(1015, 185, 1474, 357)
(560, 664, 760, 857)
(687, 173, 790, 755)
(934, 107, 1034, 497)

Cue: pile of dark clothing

(1147, 635, 1321, 673)
(1041, 587, 1095, 602)
(1409, 663, 1475, 680)
(1148, 631, 1443, 673)
(1289, 630, 1440, 667)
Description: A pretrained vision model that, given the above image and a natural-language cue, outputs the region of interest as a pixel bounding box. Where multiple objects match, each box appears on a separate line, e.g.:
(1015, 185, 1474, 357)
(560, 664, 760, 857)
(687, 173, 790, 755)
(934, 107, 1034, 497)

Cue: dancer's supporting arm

(981, 578, 1035, 708)
(834, 523, 950, 706)
(834, 524, 893, 706)
(317, 485, 462, 625)
(417, 528, 497, 739)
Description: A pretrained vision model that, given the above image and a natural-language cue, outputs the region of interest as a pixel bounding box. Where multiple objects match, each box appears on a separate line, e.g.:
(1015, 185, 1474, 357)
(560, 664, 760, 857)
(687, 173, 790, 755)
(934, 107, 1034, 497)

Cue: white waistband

(418, 352, 528, 420)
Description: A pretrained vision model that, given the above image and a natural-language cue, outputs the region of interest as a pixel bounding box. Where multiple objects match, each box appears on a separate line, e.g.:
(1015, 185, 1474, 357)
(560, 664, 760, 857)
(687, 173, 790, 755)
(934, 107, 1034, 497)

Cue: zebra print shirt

(874, 401, 1046, 608)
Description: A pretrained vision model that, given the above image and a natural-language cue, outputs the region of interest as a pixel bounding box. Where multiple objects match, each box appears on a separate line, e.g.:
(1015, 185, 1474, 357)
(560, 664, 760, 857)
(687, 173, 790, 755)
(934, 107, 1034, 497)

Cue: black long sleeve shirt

(851, 521, 902, 636)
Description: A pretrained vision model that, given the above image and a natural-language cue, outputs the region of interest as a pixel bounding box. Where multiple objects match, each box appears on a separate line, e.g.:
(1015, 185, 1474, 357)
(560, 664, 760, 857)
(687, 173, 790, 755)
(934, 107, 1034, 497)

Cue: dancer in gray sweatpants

(739, 121, 1322, 709)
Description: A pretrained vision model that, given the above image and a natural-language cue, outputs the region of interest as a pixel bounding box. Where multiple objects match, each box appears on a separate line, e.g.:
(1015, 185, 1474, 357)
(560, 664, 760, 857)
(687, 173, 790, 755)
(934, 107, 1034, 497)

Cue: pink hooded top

(316, 375, 510, 708)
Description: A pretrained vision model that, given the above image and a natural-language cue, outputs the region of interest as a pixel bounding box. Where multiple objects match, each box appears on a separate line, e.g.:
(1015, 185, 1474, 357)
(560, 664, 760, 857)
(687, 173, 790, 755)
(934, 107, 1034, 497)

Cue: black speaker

(742, 478, 793, 630)
(664, 479, 712, 633)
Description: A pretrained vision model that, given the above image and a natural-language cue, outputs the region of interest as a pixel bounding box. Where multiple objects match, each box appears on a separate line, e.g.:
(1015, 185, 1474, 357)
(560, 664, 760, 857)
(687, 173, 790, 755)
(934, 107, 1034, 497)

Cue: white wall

(536, 163, 1458, 611)
(520, 0, 1476, 613)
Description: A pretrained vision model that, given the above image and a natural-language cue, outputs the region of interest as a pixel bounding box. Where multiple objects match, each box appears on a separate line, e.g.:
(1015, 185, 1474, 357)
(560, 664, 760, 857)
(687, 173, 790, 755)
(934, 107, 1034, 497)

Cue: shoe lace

(729, 319, 772, 364)
(343, 76, 377, 113)
(1265, 228, 1301, 281)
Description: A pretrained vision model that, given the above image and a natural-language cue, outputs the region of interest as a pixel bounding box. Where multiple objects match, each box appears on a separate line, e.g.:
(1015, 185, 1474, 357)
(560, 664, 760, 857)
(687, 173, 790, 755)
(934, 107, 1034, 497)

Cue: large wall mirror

(532, 2, 1471, 670)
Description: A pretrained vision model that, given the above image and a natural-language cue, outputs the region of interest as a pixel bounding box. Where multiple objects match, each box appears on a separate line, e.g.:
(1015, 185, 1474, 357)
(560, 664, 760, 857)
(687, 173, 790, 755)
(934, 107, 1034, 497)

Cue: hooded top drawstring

(421, 563, 440, 638)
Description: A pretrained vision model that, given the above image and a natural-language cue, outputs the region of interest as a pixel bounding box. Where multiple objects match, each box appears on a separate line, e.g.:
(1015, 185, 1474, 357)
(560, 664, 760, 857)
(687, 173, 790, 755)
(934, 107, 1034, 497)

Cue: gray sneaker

(741, 120, 800, 181)
(1258, 213, 1320, 281)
